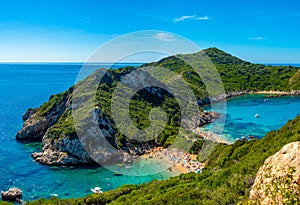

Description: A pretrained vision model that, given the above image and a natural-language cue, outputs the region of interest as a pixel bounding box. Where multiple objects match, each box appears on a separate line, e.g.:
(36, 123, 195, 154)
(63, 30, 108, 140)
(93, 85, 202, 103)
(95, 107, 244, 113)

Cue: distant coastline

(251, 90, 300, 96)
(264, 63, 300, 67)
(206, 90, 300, 106)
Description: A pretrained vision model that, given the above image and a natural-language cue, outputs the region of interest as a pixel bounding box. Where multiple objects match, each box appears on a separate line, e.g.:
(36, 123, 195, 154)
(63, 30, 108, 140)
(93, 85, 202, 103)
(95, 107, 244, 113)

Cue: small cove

(0, 64, 299, 200)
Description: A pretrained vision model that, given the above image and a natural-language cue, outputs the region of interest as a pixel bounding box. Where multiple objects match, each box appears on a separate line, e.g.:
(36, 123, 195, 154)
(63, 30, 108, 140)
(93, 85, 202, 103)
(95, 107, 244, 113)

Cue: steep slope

(147, 47, 300, 92)
(26, 114, 300, 205)
(250, 141, 300, 204)
(16, 67, 217, 165)
(15, 48, 300, 166)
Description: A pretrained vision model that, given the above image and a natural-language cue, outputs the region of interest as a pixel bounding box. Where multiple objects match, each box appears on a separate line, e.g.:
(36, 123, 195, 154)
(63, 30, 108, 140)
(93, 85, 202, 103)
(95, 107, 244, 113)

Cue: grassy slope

(21, 114, 300, 205)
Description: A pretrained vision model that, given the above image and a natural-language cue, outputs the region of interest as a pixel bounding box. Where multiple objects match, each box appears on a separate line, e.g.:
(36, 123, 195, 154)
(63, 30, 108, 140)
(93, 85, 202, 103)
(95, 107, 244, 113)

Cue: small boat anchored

(255, 114, 260, 118)
(91, 187, 103, 194)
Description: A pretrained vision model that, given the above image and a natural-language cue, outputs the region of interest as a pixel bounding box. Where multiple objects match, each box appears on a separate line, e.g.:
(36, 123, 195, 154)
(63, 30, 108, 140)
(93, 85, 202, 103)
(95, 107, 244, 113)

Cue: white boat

(91, 187, 103, 194)
(255, 114, 260, 118)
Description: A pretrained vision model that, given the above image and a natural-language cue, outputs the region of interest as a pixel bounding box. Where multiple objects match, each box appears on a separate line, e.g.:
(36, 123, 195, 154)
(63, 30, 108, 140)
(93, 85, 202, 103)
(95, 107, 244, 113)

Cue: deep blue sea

(0, 63, 299, 201)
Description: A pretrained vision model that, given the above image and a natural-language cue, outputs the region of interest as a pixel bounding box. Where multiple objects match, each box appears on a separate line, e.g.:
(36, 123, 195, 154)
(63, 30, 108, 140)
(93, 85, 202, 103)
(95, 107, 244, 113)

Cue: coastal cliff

(250, 141, 300, 204)
(25, 112, 300, 204)
(16, 68, 219, 165)
(16, 48, 300, 166)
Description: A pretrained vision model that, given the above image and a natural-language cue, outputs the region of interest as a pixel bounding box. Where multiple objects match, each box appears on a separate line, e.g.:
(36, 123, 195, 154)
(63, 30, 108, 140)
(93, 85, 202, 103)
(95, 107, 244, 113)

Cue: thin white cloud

(195, 16, 210, 21)
(153, 32, 177, 42)
(249, 37, 267, 40)
(174, 15, 210, 22)
(174, 15, 196, 22)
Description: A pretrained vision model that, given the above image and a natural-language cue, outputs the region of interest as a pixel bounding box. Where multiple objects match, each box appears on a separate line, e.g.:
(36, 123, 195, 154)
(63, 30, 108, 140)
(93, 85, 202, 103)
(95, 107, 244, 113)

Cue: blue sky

(0, 0, 299, 63)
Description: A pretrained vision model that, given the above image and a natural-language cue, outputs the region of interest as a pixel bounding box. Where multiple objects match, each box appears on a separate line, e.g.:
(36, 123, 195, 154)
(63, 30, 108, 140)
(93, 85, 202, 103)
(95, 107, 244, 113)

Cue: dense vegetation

(3, 48, 298, 204)
(17, 113, 300, 205)
(147, 48, 299, 92)
(33, 48, 300, 146)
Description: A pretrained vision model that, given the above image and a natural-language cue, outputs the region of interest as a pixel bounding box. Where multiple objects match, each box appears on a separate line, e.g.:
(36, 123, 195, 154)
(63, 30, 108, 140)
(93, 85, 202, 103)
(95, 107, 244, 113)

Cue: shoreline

(251, 90, 300, 96)
(196, 90, 300, 145)
(218, 90, 300, 101)
(142, 147, 204, 174)
(199, 90, 300, 107)
(196, 129, 232, 144)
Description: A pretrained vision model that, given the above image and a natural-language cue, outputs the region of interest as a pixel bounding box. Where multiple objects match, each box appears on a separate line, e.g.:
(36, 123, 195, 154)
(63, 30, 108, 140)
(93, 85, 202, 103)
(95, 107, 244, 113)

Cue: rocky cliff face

(16, 48, 300, 167)
(250, 141, 300, 204)
(16, 68, 221, 166)
(16, 89, 71, 141)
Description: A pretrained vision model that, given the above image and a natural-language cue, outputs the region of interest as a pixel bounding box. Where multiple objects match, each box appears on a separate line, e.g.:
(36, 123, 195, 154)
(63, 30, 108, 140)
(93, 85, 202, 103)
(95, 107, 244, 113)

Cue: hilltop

(15, 48, 300, 166)
(148, 47, 299, 92)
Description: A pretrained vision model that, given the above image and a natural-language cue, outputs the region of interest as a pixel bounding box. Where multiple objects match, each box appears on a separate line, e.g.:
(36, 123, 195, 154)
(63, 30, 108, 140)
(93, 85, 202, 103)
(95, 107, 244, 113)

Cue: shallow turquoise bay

(0, 64, 299, 200)
(203, 94, 300, 143)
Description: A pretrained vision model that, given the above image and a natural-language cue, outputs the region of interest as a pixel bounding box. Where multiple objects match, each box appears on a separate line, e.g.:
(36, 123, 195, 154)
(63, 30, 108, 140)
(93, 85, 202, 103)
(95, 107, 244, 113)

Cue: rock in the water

(249, 141, 300, 204)
(1, 188, 22, 202)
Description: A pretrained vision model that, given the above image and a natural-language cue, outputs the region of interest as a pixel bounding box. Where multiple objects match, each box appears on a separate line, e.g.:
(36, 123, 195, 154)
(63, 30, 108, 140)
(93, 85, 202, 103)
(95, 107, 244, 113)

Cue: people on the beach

(149, 147, 204, 174)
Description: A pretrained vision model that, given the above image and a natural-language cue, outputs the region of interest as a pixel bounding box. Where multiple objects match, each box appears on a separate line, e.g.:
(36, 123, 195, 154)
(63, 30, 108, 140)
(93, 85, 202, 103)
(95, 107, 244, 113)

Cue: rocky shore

(17, 106, 219, 166)
(16, 80, 221, 166)
(196, 91, 250, 105)
(16, 88, 299, 166)
(1, 188, 22, 203)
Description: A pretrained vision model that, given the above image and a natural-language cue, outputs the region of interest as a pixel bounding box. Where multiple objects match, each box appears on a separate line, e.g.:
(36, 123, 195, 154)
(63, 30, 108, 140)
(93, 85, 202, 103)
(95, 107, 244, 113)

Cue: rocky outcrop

(1, 188, 22, 203)
(197, 91, 250, 105)
(32, 137, 94, 165)
(16, 69, 222, 166)
(31, 104, 119, 165)
(249, 141, 300, 204)
(22, 108, 36, 121)
(16, 90, 71, 141)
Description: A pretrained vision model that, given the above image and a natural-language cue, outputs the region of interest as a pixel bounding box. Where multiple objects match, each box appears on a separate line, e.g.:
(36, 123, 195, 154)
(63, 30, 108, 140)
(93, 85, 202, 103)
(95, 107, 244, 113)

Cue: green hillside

(22, 114, 300, 205)
(147, 48, 299, 93)
(26, 48, 300, 147)
(9, 48, 299, 205)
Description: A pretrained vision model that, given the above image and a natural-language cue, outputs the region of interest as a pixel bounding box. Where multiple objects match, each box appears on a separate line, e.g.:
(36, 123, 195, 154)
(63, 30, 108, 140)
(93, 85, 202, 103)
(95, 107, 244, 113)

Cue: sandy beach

(139, 125, 233, 174)
(252, 90, 300, 95)
(143, 147, 205, 174)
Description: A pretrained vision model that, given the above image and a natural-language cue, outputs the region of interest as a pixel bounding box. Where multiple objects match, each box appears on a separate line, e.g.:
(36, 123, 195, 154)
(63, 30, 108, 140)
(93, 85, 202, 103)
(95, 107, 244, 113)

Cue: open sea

(0, 63, 299, 201)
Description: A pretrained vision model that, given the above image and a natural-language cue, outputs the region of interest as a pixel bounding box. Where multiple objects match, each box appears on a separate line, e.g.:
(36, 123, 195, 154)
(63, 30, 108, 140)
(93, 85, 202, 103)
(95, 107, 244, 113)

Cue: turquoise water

(203, 94, 300, 143)
(0, 63, 177, 201)
(0, 63, 299, 201)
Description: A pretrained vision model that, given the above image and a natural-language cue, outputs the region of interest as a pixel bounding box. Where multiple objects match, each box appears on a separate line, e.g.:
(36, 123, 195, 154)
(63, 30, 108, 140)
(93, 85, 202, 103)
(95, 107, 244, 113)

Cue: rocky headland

(16, 68, 221, 166)
(15, 48, 300, 166)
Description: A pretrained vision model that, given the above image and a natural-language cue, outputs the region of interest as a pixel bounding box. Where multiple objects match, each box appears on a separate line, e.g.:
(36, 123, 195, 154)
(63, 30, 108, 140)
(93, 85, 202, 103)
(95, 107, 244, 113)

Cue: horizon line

(0, 62, 299, 65)
(0, 61, 145, 64)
